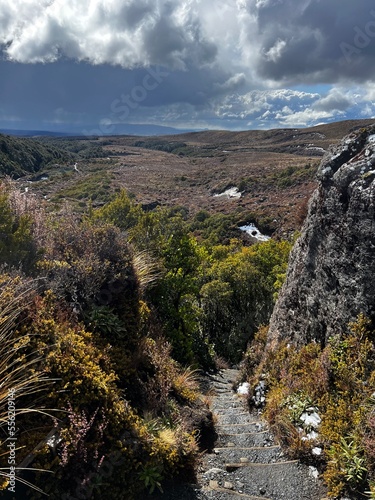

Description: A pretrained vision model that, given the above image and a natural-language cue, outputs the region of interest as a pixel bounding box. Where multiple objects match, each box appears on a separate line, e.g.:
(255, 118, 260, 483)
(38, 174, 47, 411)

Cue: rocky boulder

(267, 125, 375, 348)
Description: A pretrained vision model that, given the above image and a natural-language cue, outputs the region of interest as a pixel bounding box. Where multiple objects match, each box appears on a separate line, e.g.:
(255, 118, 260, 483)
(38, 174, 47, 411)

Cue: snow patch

(308, 466, 319, 479)
(300, 409, 321, 428)
(312, 447, 322, 456)
(214, 187, 241, 199)
(302, 430, 319, 441)
(239, 224, 270, 241)
(237, 382, 250, 395)
(321, 166, 332, 176)
(306, 146, 325, 153)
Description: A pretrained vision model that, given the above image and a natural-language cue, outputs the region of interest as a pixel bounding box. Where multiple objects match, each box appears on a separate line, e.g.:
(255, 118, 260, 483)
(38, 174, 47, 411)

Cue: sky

(1, 0, 375, 134)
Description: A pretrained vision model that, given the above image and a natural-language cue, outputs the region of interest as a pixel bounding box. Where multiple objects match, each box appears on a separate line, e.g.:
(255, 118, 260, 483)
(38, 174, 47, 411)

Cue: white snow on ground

(306, 147, 326, 153)
(237, 382, 250, 395)
(302, 430, 319, 441)
(239, 224, 270, 241)
(308, 466, 319, 479)
(312, 447, 322, 456)
(214, 187, 241, 199)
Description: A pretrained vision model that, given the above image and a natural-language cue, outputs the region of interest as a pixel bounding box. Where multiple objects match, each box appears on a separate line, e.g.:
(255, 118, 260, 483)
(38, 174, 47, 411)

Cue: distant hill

(0, 123, 198, 138)
(6, 118, 375, 236)
(156, 118, 375, 147)
(0, 129, 74, 137)
(0, 133, 74, 177)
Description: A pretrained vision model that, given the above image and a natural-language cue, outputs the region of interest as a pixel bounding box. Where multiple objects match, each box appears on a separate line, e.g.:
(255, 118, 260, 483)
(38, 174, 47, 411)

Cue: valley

(13, 118, 375, 238)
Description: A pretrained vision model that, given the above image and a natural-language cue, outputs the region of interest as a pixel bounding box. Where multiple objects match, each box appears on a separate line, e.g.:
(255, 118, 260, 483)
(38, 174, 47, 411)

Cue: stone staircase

(198, 368, 327, 500)
(151, 369, 327, 500)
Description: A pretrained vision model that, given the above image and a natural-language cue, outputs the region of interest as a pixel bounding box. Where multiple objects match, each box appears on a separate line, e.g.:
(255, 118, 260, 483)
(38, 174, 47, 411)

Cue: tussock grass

(0, 277, 52, 494)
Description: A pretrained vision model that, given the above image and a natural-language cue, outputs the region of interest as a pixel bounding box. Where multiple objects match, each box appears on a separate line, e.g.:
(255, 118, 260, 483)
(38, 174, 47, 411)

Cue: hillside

(0, 133, 74, 177)
(1, 119, 375, 499)
(12, 118, 373, 237)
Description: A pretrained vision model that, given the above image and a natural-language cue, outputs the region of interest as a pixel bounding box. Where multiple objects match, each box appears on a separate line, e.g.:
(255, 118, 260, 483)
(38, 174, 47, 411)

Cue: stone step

(212, 461, 325, 500)
(214, 389, 239, 395)
(217, 431, 274, 448)
(203, 483, 271, 500)
(212, 392, 240, 397)
(213, 397, 245, 404)
(213, 386, 235, 392)
(213, 380, 238, 386)
(216, 413, 255, 425)
(212, 396, 242, 404)
(225, 459, 298, 472)
(216, 422, 265, 433)
(221, 369, 240, 375)
(215, 374, 239, 384)
(213, 403, 245, 411)
(215, 408, 251, 416)
(211, 377, 234, 384)
(209, 446, 285, 465)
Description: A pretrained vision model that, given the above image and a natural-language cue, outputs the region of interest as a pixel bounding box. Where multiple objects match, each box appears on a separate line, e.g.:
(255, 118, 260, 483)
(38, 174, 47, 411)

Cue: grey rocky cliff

(267, 125, 375, 348)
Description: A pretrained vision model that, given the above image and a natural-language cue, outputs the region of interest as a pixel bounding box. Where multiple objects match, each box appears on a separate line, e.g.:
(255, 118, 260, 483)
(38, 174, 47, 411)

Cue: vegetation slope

(0, 180, 290, 499)
(1, 119, 374, 498)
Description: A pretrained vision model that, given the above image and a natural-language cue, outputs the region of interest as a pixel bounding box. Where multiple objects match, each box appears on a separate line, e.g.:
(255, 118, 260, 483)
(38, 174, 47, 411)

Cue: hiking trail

(151, 368, 327, 500)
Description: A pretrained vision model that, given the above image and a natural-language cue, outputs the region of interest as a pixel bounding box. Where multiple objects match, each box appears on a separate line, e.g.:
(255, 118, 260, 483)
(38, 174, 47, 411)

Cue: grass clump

(0, 276, 53, 494)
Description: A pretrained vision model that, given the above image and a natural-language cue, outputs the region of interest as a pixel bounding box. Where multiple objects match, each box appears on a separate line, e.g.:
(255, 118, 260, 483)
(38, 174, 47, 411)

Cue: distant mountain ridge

(0, 129, 75, 137)
(0, 123, 199, 138)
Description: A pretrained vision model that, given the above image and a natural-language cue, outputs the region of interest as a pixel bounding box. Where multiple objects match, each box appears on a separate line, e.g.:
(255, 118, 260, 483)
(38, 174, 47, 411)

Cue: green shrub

(0, 187, 39, 271)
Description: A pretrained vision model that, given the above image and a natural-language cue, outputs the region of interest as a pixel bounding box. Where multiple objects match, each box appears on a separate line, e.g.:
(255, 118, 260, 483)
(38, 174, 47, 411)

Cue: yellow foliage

(172, 368, 200, 403)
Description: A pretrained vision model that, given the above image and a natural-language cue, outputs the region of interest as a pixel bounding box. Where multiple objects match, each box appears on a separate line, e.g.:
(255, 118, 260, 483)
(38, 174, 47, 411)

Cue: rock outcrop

(268, 124, 375, 348)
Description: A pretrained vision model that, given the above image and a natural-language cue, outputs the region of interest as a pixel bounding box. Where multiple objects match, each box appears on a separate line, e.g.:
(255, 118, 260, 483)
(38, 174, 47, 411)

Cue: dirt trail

(151, 369, 327, 499)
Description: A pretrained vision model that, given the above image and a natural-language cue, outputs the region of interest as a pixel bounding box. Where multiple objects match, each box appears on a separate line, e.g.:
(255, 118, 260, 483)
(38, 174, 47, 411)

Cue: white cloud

(214, 89, 320, 121)
(360, 104, 375, 117)
(277, 108, 342, 128)
(214, 73, 247, 92)
(364, 83, 375, 102)
(312, 88, 352, 112)
(265, 39, 286, 62)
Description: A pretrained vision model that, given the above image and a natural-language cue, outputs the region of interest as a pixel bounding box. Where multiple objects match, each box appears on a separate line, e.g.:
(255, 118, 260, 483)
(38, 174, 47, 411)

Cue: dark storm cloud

(0, 57, 245, 131)
(252, 0, 375, 83)
(1, 0, 375, 131)
(2, 1, 375, 85)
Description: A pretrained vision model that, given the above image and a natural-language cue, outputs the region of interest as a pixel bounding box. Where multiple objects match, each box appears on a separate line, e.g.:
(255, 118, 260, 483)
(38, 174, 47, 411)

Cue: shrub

(0, 185, 39, 272)
(244, 314, 375, 498)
